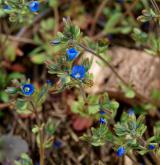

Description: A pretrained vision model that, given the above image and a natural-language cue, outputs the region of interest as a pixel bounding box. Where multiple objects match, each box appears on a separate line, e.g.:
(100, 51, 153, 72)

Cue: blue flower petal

(99, 110, 106, 115)
(3, 5, 11, 10)
(99, 117, 106, 124)
(53, 140, 62, 149)
(66, 48, 79, 61)
(46, 79, 52, 86)
(71, 65, 86, 80)
(128, 108, 135, 116)
(117, 147, 125, 157)
(148, 144, 155, 150)
(29, 1, 40, 12)
(22, 84, 35, 96)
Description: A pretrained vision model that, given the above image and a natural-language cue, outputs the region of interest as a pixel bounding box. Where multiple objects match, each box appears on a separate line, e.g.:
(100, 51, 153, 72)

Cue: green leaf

(104, 12, 122, 33)
(115, 123, 127, 136)
(110, 101, 119, 110)
(81, 125, 112, 147)
(44, 138, 54, 149)
(30, 54, 46, 64)
(45, 119, 57, 135)
(35, 85, 48, 106)
(0, 91, 9, 102)
(5, 43, 16, 61)
(125, 89, 135, 98)
(32, 125, 39, 134)
(138, 149, 148, 155)
(138, 125, 147, 137)
(16, 99, 32, 115)
(137, 15, 150, 22)
(40, 18, 55, 32)
(16, 99, 27, 111)
(5, 87, 18, 94)
(132, 28, 148, 43)
(137, 9, 156, 23)
(8, 72, 24, 81)
(121, 84, 135, 98)
(88, 95, 99, 114)
(151, 89, 160, 101)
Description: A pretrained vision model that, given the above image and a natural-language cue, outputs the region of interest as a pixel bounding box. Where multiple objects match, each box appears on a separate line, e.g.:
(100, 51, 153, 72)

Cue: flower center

(75, 73, 81, 78)
(25, 87, 30, 92)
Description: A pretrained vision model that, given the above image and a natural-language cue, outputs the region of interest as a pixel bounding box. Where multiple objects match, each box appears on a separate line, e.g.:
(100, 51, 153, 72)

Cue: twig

(90, 0, 108, 36)
(78, 43, 153, 104)
(14, 9, 51, 48)
(17, 9, 51, 38)
(150, 0, 160, 14)
(53, 7, 59, 35)
(124, 0, 140, 17)
(2, 34, 35, 44)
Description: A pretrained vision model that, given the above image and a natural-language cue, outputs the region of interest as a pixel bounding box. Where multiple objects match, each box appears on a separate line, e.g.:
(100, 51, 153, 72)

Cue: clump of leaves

(81, 124, 112, 146)
(6, 78, 57, 165)
(72, 93, 119, 118)
(137, 9, 157, 23)
(0, 0, 35, 23)
(0, 70, 24, 102)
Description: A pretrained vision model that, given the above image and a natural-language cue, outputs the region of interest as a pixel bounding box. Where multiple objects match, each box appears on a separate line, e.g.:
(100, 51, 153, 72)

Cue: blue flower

(29, 1, 40, 12)
(128, 108, 135, 116)
(71, 65, 86, 80)
(99, 117, 106, 124)
(53, 140, 62, 149)
(148, 144, 155, 150)
(117, 146, 125, 157)
(3, 5, 11, 10)
(99, 110, 106, 115)
(22, 84, 35, 96)
(66, 48, 79, 61)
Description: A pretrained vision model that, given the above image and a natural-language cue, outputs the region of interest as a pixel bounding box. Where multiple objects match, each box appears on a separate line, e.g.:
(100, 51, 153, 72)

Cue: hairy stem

(78, 43, 153, 104)
(30, 101, 45, 165)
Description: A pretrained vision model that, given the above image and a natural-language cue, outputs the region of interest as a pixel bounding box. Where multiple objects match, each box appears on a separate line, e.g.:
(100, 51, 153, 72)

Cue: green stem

(90, 0, 108, 35)
(30, 101, 45, 165)
(79, 85, 87, 103)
